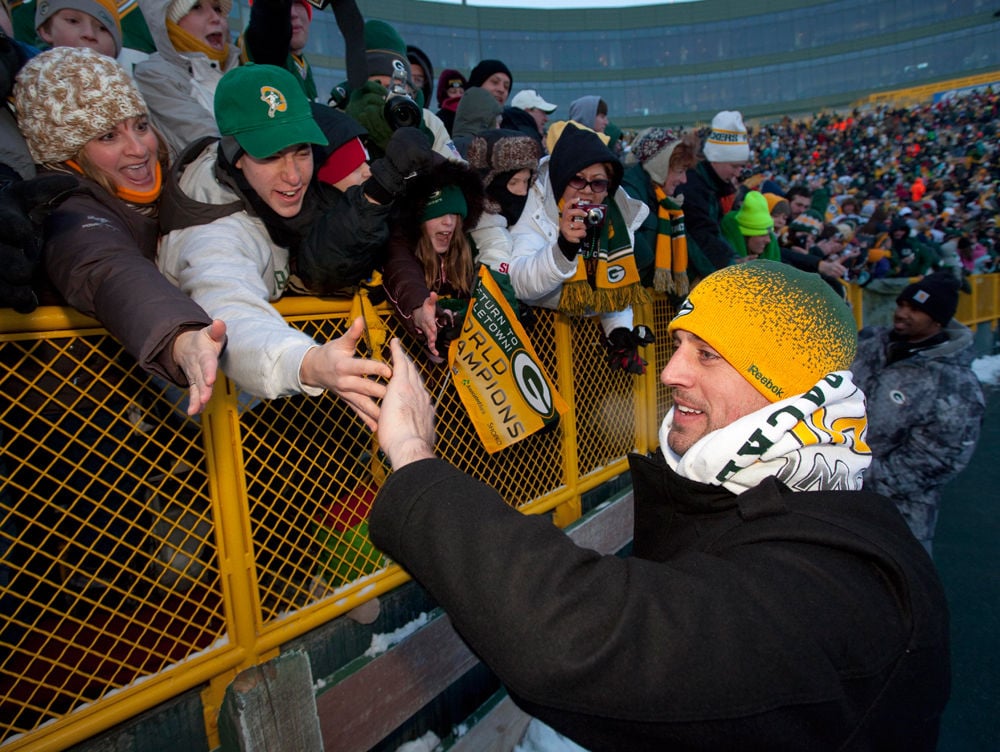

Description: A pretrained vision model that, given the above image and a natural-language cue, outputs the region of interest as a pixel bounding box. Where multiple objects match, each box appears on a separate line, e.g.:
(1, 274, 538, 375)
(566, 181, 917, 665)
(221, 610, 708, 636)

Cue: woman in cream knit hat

(14, 45, 226, 413)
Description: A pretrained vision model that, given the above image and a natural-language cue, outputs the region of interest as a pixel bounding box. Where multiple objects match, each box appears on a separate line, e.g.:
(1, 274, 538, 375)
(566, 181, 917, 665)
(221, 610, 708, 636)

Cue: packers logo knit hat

(14, 46, 146, 164)
(421, 184, 467, 222)
(668, 261, 857, 402)
(703, 110, 749, 163)
(214, 64, 327, 159)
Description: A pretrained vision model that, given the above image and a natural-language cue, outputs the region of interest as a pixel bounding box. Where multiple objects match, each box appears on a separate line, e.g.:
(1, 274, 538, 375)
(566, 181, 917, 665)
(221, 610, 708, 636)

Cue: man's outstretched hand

(377, 338, 436, 469)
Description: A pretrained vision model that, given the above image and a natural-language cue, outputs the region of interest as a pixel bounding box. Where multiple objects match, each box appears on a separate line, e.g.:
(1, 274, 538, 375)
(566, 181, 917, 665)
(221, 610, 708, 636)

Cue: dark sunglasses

(567, 176, 610, 193)
(447, 79, 465, 89)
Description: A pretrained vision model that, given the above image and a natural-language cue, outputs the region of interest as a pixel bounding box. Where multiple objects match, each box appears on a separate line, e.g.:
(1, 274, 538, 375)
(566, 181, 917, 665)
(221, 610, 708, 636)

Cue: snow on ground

(364, 612, 431, 658)
(514, 719, 590, 752)
(972, 353, 1000, 386)
(393, 730, 441, 751)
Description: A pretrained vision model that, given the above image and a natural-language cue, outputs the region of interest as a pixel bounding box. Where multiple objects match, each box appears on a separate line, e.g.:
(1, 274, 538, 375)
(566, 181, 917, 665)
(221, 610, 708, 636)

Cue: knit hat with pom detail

(668, 260, 857, 402)
(14, 46, 147, 164)
(631, 126, 682, 186)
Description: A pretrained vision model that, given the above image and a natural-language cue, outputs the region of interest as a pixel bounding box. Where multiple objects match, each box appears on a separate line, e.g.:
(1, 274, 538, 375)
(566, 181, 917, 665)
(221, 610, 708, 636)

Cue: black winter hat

(897, 271, 960, 325)
(468, 59, 512, 89)
(310, 102, 367, 167)
(548, 122, 623, 202)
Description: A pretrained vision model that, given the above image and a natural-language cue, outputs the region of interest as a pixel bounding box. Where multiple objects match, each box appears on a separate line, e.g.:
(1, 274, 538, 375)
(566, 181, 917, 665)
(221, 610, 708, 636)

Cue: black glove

(366, 126, 434, 204)
(346, 80, 394, 155)
(604, 324, 655, 375)
(0, 174, 80, 313)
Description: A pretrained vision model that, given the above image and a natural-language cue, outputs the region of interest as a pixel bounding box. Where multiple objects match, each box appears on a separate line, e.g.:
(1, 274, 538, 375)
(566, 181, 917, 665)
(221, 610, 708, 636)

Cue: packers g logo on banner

(259, 86, 288, 118)
(512, 350, 556, 420)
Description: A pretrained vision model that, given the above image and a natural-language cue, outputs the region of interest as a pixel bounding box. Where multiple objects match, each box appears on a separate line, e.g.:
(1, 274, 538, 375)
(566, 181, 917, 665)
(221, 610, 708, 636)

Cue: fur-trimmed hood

(397, 157, 485, 240)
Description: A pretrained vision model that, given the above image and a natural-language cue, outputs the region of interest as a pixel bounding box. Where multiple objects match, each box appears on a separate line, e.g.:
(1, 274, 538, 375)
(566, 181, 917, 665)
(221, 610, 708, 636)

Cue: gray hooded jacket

(133, 0, 241, 158)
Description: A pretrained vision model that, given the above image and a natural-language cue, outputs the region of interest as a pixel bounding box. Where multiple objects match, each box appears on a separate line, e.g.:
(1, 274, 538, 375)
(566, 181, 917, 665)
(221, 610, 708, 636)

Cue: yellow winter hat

(668, 261, 857, 402)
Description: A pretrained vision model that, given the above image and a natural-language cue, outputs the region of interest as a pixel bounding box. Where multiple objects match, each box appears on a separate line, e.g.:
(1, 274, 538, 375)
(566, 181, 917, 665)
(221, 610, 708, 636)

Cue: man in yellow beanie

(363, 259, 950, 751)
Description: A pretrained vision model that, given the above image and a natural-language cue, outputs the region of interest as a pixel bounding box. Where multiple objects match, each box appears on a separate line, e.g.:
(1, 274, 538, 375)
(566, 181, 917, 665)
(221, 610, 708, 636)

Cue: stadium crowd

(1, 1, 994, 746)
(0, 0, 996, 542)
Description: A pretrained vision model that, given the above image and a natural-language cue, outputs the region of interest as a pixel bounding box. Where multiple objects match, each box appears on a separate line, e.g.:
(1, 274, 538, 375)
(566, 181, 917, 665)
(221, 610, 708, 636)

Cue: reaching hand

(377, 338, 436, 469)
(299, 317, 393, 429)
(172, 319, 227, 416)
(412, 292, 443, 362)
(818, 259, 847, 278)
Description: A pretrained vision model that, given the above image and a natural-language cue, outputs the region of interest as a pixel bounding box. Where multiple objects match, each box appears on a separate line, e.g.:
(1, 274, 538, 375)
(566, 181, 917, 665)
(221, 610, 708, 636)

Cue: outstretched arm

(172, 319, 228, 415)
(299, 316, 392, 429)
(377, 337, 436, 468)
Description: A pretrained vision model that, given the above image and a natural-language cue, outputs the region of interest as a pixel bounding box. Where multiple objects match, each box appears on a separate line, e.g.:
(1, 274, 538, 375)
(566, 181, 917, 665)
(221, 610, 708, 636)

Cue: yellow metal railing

(3, 276, 998, 751)
(1, 295, 672, 751)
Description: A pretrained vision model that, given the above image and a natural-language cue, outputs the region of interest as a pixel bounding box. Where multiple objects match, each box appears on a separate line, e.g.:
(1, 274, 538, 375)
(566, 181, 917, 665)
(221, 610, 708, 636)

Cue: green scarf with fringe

(559, 198, 648, 315)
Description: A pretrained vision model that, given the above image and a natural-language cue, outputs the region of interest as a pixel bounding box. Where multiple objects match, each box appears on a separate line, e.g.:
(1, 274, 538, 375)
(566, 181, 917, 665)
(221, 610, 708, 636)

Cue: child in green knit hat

(720, 190, 780, 261)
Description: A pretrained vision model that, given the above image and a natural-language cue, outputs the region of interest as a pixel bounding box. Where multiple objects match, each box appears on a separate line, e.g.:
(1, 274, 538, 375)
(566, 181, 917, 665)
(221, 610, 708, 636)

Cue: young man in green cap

(157, 63, 391, 424)
(366, 260, 949, 752)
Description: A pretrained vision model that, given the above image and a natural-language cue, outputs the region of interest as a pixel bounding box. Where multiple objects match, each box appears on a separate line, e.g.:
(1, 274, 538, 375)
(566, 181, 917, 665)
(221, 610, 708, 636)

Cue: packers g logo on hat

(259, 86, 288, 119)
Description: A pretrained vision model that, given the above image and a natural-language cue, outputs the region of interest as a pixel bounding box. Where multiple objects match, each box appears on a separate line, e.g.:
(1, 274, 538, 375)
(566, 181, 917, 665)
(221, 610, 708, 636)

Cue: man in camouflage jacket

(852, 272, 985, 554)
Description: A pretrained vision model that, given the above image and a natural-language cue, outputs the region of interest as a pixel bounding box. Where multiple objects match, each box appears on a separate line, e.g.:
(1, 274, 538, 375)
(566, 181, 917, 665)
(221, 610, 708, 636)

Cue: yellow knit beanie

(668, 261, 857, 402)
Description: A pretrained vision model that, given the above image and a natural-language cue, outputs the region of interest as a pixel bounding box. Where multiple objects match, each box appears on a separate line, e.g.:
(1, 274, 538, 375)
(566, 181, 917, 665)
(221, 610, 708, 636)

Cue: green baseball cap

(214, 64, 328, 159)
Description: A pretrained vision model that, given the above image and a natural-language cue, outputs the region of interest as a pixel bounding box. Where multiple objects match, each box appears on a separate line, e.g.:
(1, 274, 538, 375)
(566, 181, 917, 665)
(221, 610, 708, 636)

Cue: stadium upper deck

(230, 0, 1000, 127)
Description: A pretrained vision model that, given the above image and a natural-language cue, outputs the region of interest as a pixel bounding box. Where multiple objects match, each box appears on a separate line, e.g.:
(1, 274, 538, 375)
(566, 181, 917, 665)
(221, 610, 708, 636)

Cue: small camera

(576, 201, 607, 259)
(383, 61, 422, 131)
(577, 201, 607, 227)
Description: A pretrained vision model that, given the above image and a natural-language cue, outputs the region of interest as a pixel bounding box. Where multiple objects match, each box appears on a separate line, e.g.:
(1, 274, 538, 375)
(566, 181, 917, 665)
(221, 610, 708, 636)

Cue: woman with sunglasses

(508, 121, 654, 373)
(434, 68, 467, 135)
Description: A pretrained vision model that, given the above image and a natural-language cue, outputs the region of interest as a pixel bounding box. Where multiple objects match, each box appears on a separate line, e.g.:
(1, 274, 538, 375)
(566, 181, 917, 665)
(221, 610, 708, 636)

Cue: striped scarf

(653, 185, 688, 296)
(559, 198, 649, 316)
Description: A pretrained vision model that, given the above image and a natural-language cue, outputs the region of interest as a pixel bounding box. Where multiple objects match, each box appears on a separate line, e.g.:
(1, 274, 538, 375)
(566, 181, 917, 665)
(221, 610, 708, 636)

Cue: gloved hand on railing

(604, 324, 655, 374)
(0, 174, 79, 313)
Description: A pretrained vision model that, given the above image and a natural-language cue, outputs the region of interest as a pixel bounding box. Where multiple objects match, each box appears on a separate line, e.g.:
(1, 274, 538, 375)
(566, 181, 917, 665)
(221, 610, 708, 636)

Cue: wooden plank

(450, 694, 532, 752)
(567, 490, 634, 555)
(218, 650, 322, 752)
(315, 492, 634, 752)
(316, 615, 479, 752)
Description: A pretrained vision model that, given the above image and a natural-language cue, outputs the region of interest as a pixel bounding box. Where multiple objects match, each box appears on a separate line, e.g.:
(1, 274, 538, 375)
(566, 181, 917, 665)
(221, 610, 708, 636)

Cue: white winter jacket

(157, 142, 322, 400)
(508, 157, 649, 335)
